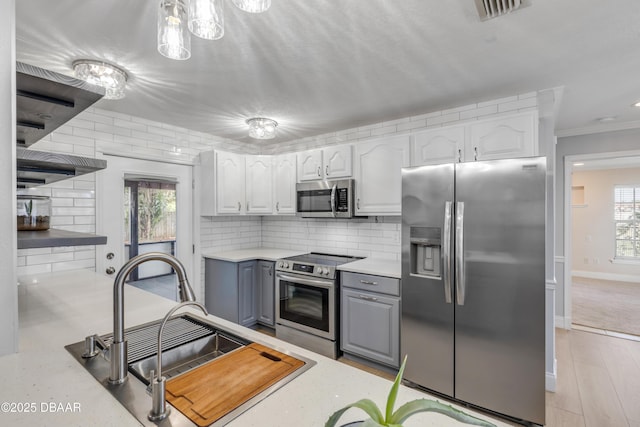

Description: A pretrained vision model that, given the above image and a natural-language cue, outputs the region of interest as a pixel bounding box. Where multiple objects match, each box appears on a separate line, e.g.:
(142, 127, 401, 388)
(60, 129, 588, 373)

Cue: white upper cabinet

(245, 155, 273, 214)
(411, 126, 465, 166)
(354, 135, 410, 216)
(467, 111, 538, 161)
(297, 149, 323, 181)
(216, 151, 246, 214)
(297, 145, 352, 181)
(273, 153, 297, 214)
(323, 145, 352, 179)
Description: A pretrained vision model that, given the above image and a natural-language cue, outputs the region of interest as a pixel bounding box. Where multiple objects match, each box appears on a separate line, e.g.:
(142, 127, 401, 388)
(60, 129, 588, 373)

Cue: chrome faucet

(148, 301, 208, 421)
(109, 252, 197, 385)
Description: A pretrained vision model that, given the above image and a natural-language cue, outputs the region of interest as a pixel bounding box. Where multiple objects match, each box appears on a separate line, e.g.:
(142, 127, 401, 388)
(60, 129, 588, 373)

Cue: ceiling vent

(474, 0, 529, 20)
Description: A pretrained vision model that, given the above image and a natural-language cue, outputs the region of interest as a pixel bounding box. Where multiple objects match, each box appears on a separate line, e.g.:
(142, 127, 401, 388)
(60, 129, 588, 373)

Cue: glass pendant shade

(158, 0, 191, 60)
(247, 118, 277, 139)
(72, 60, 128, 100)
(189, 0, 224, 40)
(232, 0, 271, 13)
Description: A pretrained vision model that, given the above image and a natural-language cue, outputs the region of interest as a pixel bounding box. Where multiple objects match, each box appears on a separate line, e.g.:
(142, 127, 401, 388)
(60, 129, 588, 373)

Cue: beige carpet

(572, 277, 640, 337)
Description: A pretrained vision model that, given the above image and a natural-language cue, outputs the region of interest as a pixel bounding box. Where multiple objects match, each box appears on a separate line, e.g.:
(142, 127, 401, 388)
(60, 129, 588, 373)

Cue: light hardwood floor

(339, 328, 640, 426)
(546, 328, 640, 427)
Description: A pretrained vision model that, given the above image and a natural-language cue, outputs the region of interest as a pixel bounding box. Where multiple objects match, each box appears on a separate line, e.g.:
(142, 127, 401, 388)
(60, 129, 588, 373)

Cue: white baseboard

(572, 270, 640, 284)
(555, 315, 571, 329)
(545, 359, 557, 392)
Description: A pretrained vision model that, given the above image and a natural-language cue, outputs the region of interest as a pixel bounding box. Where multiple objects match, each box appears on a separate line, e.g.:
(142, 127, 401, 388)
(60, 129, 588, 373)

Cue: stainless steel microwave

(296, 179, 354, 218)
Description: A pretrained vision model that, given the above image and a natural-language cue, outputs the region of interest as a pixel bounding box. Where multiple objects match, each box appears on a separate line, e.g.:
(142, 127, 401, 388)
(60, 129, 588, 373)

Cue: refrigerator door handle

(455, 201, 466, 306)
(443, 201, 453, 304)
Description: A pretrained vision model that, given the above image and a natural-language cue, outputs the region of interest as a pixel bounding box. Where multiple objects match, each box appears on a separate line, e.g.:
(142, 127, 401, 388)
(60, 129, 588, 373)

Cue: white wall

(0, 0, 17, 356)
(572, 167, 640, 281)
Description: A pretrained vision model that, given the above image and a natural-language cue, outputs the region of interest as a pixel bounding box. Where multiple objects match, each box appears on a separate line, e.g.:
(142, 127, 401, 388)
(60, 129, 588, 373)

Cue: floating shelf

(17, 228, 107, 249)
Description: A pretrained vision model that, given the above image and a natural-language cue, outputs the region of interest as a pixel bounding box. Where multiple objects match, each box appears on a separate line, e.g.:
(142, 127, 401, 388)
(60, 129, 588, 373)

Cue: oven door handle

(276, 273, 335, 288)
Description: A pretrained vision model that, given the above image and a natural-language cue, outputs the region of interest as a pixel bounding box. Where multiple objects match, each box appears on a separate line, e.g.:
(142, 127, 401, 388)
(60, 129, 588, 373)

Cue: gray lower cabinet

(257, 260, 275, 326)
(204, 258, 274, 328)
(340, 272, 400, 368)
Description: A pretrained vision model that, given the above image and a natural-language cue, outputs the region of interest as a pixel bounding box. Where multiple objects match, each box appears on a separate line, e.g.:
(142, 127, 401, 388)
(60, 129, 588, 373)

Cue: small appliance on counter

(17, 195, 50, 231)
(275, 252, 363, 358)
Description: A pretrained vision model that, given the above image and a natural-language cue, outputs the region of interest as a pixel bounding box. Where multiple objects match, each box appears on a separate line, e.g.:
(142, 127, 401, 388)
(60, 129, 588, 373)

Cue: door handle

(457, 149, 462, 163)
(358, 294, 378, 302)
(276, 202, 280, 212)
(455, 201, 466, 305)
(474, 147, 478, 161)
(325, 165, 329, 176)
(359, 279, 378, 285)
(330, 184, 337, 218)
(317, 166, 321, 177)
(443, 201, 453, 304)
(237, 202, 241, 211)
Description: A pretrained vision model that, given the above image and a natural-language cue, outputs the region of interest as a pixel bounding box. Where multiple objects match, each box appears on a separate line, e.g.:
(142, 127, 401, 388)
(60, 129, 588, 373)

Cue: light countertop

(201, 248, 307, 262)
(1, 269, 504, 426)
(338, 258, 401, 278)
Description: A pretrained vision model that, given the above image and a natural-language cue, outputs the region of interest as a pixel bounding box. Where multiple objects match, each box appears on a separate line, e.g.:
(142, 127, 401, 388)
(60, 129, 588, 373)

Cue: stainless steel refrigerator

(401, 157, 546, 426)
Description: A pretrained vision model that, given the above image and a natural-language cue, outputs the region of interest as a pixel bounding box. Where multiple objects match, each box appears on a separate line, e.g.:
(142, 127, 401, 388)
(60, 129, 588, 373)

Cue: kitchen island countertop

(0, 269, 505, 426)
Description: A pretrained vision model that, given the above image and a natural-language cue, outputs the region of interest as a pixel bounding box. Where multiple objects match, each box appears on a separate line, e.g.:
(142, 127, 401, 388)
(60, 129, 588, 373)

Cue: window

(614, 185, 640, 259)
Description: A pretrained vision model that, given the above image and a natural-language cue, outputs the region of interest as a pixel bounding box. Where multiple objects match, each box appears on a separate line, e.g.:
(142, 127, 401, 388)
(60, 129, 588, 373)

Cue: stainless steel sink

(129, 332, 245, 384)
(65, 313, 315, 426)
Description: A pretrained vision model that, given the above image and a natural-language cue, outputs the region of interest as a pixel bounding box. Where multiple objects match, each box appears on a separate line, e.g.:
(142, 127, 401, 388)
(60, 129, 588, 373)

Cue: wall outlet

(593, 258, 599, 264)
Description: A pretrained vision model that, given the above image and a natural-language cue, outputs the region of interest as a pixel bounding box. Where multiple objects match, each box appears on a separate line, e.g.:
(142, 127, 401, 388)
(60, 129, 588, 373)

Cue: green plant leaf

(389, 399, 496, 427)
(362, 419, 386, 427)
(385, 354, 407, 422)
(325, 398, 384, 427)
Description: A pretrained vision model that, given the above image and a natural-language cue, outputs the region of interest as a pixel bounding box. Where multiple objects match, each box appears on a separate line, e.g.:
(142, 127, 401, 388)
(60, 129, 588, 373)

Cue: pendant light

(188, 0, 224, 40)
(247, 118, 278, 139)
(158, 0, 191, 60)
(232, 0, 271, 13)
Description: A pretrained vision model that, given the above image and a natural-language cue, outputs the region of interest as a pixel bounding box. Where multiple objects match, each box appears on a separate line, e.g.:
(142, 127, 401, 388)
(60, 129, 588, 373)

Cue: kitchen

(2, 1, 640, 427)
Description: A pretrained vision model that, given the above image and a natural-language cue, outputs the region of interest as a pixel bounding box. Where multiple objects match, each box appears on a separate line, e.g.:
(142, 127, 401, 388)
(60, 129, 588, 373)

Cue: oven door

(276, 272, 336, 340)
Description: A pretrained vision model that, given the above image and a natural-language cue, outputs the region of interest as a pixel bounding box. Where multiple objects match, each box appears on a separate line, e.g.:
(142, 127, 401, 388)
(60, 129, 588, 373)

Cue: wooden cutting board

(166, 342, 305, 426)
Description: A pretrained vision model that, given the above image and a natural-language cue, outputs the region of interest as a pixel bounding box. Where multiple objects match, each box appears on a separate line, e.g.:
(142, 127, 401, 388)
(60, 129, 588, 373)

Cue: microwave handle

(330, 184, 337, 218)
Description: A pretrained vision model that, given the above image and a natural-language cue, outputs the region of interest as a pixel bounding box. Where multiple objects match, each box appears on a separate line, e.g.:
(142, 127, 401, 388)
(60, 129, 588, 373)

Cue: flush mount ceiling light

(247, 117, 278, 139)
(72, 60, 128, 100)
(158, 0, 191, 60)
(232, 0, 271, 13)
(189, 0, 224, 40)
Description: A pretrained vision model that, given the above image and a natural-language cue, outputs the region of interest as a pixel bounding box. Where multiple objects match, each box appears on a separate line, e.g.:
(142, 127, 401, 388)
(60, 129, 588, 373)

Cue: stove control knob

(283, 262, 289, 268)
(277, 262, 283, 268)
(325, 268, 331, 276)
(318, 267, 325, 275)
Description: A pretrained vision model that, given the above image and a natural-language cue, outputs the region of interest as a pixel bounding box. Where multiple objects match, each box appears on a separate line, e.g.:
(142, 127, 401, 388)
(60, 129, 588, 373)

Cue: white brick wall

(259, 91, 538, 155)
(261, 216, 401, 260)
(18, 107, 258, 276)
(18, 90, 540, 276)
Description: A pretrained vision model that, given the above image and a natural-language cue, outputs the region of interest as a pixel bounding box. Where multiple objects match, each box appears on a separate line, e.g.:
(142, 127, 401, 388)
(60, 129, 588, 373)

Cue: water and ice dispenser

(410, 226, 441, 278)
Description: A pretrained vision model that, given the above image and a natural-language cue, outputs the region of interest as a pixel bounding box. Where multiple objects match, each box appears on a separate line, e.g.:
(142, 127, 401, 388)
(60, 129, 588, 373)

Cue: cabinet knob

(106, 252, 114, 260)
(106, 266, 116, 275)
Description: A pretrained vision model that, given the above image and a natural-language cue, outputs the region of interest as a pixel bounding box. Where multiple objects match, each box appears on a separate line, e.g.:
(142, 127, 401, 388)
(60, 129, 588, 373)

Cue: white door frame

(96, 154, 197, 300)
(563, 149, 640, 329)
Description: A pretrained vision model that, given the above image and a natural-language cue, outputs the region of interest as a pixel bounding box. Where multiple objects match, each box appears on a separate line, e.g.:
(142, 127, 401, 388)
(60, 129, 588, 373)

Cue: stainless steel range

(275, 252, 362, 359)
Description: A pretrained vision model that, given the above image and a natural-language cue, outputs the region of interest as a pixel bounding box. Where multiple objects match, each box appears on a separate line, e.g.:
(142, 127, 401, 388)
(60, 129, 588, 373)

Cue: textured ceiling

(15, 0, 640, 144)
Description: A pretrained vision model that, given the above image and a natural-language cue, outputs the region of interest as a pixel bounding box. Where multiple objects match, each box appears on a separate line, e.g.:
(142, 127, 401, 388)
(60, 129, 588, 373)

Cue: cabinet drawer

(341, 272, 399, 296)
